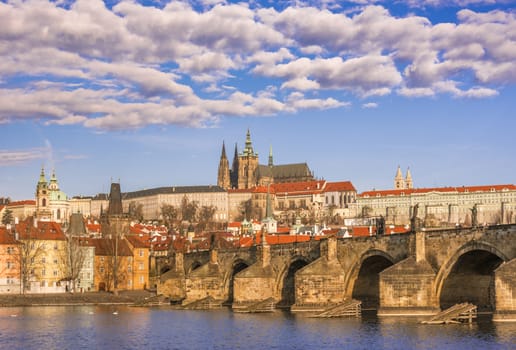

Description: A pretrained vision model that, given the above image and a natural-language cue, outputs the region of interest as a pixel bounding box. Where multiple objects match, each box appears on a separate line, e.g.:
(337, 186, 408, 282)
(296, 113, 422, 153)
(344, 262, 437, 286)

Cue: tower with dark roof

(217, 141, 231, 190)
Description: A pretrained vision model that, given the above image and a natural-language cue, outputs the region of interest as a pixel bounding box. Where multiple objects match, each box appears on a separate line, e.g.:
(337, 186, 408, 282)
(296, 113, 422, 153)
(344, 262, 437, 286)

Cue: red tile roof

(360, 184, 516, 197)
(272, 180, 326, 195)
(126, 234, 150, 248)
(324, 181, 356, 192)
(7, 200, 36, 206)
(16, 219, 66, 241)
(0, 227, 20, 245)
(91, 238, 133, 256)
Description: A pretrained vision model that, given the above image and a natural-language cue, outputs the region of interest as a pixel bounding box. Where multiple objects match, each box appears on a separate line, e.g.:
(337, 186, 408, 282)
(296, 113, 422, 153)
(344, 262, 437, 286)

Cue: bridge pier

(158, 252, 186, 303)
(493, 258, 516, 322)
(291, 236, 346, 312)
(182, 249, 225, 306)
(232, 243, 276, 311)
(378, 232, 439, 316)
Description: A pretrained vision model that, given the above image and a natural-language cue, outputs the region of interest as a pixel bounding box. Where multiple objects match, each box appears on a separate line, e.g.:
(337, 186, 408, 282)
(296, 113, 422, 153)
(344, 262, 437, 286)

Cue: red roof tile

(16, 219, 66, 241)
(324, 181, 356, 192)
(360, 184, 516, 197)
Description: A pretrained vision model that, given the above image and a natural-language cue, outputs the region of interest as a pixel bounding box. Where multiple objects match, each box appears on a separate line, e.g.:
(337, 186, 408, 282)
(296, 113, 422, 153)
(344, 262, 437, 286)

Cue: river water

(0, 306, 514, 349)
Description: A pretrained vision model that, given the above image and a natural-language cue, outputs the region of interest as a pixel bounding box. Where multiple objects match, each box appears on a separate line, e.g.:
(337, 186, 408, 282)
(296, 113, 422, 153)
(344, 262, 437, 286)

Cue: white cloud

(0, 148, 48, 166)
(0, 1, 513, 131)
(362, 102, 378, 108)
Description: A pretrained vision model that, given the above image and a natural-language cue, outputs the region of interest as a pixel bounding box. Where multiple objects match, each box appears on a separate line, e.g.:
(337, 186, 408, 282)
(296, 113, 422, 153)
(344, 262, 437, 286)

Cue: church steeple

(405, 167, 413, 189)
(217, 141, 230, 190)
(49, 169, 59, 191)
(268, 145, 273, 167)
(394, 165, 405, 189)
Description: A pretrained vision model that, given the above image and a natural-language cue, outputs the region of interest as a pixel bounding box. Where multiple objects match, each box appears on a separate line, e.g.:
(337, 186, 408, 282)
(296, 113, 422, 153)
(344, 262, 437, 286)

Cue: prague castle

(217, 129, 314, 190)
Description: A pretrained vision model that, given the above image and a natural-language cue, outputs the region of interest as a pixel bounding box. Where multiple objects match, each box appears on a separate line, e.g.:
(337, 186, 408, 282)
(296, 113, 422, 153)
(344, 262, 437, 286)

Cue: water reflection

(0, 307, 513, 349)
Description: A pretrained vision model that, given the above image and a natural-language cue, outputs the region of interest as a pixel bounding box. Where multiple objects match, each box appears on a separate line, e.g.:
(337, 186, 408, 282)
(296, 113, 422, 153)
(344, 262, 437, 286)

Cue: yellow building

(16, 219, 67, 293)
(126, 235, 150, 290)
(91, 238, 133, 292)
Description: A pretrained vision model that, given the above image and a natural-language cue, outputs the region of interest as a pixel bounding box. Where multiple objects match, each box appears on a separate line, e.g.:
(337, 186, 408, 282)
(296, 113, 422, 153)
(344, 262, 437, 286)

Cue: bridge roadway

(158, 224, 516, 321)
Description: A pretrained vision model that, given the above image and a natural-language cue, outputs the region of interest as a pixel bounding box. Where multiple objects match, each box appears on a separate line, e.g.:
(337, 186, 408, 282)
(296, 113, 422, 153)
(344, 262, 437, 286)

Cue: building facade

(357, 184, 516, 226)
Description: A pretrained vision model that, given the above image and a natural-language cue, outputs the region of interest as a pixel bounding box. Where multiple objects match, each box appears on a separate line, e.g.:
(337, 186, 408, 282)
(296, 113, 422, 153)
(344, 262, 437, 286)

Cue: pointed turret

(217, 141, 231, 189)
(242, 128, 257, 157)
(38, 166, 47, 185)
(49, 169, 59, 191)
(268, 145, 273, 167)
(394, 165, 405, 190)
(405, 167, 413, 189)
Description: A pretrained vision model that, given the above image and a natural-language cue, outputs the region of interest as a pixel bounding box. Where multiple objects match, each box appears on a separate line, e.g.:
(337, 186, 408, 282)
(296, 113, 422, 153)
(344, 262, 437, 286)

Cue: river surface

(0, 306, 514, 349)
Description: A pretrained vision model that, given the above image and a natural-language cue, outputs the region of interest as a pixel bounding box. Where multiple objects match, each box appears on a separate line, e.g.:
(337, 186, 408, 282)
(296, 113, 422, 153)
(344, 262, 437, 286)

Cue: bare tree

(59, 236, 87, 293)
(197, 205, 217, 231)
(181, 196, 198, 223)
(161, 204, 179, 228)
(16, 236, 46, 294)
(128, 202, 144, 222)
(95, 238, 129, 292)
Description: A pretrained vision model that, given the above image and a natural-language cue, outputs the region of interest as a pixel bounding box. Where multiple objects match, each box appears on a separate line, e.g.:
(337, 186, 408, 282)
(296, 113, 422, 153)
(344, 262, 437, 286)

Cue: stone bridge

(158, 224, 516, 321)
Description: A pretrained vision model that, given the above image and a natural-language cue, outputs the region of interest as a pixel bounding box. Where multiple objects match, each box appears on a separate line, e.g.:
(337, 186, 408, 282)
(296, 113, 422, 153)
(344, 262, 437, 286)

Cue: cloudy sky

(1, 0, 515, 200)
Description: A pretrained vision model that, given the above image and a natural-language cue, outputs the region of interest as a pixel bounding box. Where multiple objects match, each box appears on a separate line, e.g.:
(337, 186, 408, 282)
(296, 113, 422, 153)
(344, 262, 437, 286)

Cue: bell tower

(35, 167, 51, 221)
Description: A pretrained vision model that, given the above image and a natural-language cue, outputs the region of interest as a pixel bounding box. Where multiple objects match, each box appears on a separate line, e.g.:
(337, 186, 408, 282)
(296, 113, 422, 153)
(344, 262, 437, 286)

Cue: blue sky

(1, 0, 515, 200)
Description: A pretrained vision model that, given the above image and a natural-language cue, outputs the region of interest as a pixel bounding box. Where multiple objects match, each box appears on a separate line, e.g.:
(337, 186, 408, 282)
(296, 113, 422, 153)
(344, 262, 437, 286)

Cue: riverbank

(0, 290, 166, 307)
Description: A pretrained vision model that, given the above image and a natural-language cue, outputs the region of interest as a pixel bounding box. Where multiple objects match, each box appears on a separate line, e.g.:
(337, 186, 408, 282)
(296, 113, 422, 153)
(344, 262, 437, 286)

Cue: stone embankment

(0, 291, 163, 307)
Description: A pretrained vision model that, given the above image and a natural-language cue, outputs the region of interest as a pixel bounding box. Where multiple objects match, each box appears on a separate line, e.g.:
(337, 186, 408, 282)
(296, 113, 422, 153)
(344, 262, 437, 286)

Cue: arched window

(42, 198, 46, 207)
(57, 209, 61, 220)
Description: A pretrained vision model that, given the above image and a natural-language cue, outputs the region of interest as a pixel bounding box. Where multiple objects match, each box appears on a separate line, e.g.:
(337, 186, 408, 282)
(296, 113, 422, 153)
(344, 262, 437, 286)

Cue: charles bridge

(157, 224, 516, 321)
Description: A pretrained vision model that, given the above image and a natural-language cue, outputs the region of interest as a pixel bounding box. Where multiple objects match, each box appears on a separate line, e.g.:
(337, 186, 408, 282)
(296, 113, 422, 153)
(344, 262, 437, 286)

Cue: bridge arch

(435, 240, 508, 311)
(223, 258, 253, 305)
(344, 249, 395, 308)
(275, 255, 311, 309)
(186, 260, 203, 274)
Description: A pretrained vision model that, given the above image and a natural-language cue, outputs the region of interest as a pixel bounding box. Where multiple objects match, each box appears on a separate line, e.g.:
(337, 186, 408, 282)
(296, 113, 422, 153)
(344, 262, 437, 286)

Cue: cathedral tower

(217, 141, 231, 190)
(237, 129, 259, 189)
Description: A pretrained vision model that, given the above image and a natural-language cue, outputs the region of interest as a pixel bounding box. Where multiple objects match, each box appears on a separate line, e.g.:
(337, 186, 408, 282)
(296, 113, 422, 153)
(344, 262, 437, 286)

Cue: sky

(0, 0, 515, 200)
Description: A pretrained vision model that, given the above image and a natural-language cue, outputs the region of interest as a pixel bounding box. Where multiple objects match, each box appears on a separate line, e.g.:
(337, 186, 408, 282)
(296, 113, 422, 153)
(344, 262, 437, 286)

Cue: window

(139, 276, 144, 283)
(7, 247, 13, 254)
(53, 270, 58, 276)
(7, 261, 13, 269)
(42, 257, 46, 264)
(139, 262, 144, 270)
(139, 249, 144, 257)
(54, 259, 58, 264)
(54, 243, 58, 250)
(42, 269, 46, 276)
(100, 267, 104, 273)
(128, 265, 132, 273)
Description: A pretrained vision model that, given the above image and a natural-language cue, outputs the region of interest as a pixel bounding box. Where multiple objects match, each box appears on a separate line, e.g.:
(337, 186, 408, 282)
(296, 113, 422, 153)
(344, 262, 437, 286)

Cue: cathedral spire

(268, 145, 273, 167)
(217, 141, 230, 189)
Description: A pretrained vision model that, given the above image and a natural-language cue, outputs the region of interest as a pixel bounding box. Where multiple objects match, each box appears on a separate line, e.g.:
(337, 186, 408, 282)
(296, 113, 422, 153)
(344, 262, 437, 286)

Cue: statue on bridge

(411, 203, 420, 232)
(470, 204, 478, 227)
